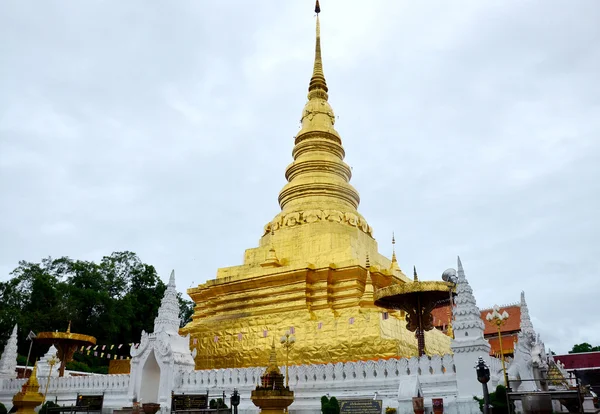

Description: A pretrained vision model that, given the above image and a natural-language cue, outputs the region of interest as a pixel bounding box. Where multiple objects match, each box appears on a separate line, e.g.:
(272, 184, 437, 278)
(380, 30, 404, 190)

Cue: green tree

(178, 294, 194, 328)
(569, 343, 600, 353)
(0, 251, 190, 373)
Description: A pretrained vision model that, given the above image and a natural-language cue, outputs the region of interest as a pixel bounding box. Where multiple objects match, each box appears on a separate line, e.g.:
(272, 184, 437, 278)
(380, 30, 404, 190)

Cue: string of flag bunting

(74, 343, 141, 360)
(75, 314, 400, 360)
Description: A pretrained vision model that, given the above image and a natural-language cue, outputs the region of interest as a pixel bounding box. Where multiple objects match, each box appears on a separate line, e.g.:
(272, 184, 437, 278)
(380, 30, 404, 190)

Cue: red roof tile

(553, 352, 600, 370)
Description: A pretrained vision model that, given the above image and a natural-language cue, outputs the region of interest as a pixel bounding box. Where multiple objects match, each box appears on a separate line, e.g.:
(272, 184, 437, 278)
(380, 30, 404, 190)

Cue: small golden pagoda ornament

(251, 339, 294, 414)
(12, 362, 45, 414)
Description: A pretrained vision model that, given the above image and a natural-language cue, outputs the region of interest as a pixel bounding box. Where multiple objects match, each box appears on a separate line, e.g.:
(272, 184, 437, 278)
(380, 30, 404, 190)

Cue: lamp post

(486, 305, 510, 387)
(442, 269, 458, 338)
(280, 331, 295, 388)
(44, 356, 58, 400)
(476, 357, 491, 414)
(230, 389, 240, 414)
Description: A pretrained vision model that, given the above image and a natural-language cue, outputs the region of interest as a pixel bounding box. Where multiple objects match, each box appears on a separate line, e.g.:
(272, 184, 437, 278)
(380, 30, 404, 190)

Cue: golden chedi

(181, 1, 451, 369)
(251, 340, 294, 414)
(12, 363, 44, 414)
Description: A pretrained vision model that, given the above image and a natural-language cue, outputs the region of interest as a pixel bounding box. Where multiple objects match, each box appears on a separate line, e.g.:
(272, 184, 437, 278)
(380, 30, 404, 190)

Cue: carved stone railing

(177, 355, 456, 391)
(44, 374, 130, 392)
(0, 378, 26, 392)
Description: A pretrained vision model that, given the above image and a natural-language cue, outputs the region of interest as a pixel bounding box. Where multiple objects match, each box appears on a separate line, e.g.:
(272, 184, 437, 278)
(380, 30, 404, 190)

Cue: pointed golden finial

(308, 0, 328, 99)
(360, 253, 375, 308)
(261, 227, 282, 267)
(413, 265, 418, 282)
(269, 336, 278, 366)
(390, 233, 401, 272)
(66, 321, 71, 333)
(28, 361, 40, 388)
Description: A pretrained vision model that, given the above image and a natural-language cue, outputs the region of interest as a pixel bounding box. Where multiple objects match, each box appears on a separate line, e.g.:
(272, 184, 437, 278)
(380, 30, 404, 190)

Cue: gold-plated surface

(108, 359, 131, 374)
(12, 363, 44, 414)
(36, 332, 97, 344)
(183, 265, 451, 369)
(182, 4, 452, 369)
(374, 281, 454, 303)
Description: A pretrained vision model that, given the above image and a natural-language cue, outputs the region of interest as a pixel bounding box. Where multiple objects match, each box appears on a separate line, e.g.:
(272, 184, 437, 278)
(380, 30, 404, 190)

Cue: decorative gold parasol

(374, 268, 455, 356)
(36, 322, 96, 377)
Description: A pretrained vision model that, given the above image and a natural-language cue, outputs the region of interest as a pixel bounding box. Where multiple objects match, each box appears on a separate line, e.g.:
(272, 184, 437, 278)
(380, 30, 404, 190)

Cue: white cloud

(0, 0, 599, 354)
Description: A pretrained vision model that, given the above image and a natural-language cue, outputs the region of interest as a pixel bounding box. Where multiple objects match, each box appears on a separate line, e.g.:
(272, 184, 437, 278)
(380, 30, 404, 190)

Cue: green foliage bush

(321, 396, 340, 414)
(0, 402, 7, 414)
(39, 401, 59, 414)
(209, 399, 228, 409)
(473, 385, 509, 414)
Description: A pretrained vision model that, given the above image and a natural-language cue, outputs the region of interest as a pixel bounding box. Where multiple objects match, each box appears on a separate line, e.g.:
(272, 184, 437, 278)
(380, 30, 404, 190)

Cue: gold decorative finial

(261, 227, 282, 268)
(413, 266, 418, 282)
(28, 361, 40, 389)
(390, 232, 401, 272)
(269, 337, 278, 367)
(66, 321, 71, 333)
(360, 253, 375, 308)
(308, 0, 328, 98)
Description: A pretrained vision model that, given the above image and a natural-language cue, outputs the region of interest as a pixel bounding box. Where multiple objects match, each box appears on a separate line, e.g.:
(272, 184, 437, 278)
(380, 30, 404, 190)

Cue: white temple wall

(0, 355, 472, 414)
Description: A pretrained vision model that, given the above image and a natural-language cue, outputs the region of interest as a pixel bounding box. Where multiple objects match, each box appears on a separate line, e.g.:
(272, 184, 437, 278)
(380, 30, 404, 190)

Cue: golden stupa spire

(413, 266, 419, 282)
(273, 0, 364, 227)
(308, 1, 327, 98)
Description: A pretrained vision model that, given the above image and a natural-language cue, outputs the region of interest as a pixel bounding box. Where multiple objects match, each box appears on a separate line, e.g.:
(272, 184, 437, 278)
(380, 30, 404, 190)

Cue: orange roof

(487, 333, 519, 357)
(480, 305, 521, 335)
(432, 304, 522, 335)
(431, 307, 452, 327)
(431, 303, 522, 356)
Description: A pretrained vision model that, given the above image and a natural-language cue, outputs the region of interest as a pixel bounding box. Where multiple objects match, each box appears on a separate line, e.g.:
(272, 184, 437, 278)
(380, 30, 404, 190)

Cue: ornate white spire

(153, 270, 181, 335)
(0, 324, 18, 378)
(520, 291, 535, 335)
(452, 256, 485, 333)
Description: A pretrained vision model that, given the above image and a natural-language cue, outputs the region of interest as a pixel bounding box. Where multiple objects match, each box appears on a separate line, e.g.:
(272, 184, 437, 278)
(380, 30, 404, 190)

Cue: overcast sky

(1, 1, 599, 354)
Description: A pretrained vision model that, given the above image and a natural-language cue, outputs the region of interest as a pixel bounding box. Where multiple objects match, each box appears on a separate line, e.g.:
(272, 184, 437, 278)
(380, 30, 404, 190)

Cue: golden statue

(181, 1, 451, 369)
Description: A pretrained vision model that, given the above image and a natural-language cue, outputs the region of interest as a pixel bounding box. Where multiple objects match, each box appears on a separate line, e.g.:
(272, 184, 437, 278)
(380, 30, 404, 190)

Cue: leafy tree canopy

(569, 343, 600, 353)
(0, 251, 194, 372)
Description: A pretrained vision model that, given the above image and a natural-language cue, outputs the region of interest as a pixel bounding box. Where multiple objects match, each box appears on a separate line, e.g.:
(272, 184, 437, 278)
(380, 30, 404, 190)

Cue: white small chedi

(0, 324, 18, 379)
